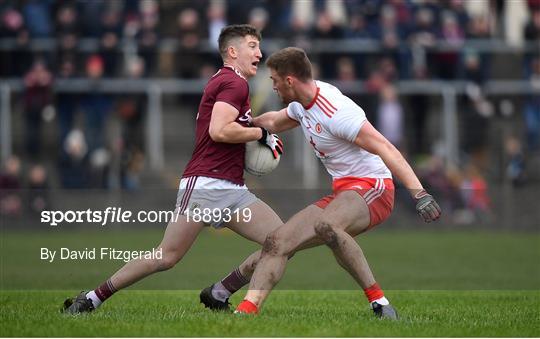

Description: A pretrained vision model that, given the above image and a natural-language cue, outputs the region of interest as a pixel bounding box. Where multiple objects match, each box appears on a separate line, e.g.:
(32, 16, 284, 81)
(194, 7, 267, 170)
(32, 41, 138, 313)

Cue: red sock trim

(363, 282, 384, 303)
(235, 300, 258, 314)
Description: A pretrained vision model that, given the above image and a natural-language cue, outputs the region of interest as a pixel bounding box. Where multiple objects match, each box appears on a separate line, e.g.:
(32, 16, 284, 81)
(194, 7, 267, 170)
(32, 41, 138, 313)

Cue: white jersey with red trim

(287, 80, 392, 179)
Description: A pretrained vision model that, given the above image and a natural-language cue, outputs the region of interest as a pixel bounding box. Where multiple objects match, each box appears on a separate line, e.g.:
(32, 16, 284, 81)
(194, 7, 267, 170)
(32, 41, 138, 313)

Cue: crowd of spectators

(1, 0, 538, 79)
(0, 155, 49, 218)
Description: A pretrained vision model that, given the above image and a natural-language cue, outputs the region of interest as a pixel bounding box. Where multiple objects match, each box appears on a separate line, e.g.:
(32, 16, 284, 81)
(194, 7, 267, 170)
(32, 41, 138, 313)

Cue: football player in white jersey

(233, 47, 441, 318)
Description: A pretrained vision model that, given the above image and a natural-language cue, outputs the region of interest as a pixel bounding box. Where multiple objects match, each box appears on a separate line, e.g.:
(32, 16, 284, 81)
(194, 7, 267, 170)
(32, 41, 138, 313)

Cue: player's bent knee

(314, 221, 338, 249)
(262, 232, 279, 256)
(156, 251, 181, 271)
(262, 231, 288, 257)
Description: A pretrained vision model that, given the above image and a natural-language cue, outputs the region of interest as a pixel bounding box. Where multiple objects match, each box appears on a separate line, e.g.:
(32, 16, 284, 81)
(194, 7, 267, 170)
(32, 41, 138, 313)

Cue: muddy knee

(262, 232, 279, 256)
(314, 221, 338, 249)
(262, 231, 288, 256)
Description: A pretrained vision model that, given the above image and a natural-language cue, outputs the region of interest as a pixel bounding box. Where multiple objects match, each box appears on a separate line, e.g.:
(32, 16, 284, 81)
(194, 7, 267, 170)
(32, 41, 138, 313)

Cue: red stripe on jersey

(315, 101, 333, 118)
(304, 87, 320, 110)
(316, 98, 335, 117)
(317, 97, 336, 114)
(318, 94, 337, 111)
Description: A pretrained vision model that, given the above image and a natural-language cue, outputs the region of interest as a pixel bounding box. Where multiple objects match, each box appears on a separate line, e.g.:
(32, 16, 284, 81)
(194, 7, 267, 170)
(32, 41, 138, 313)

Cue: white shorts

(176, 176, 258, 228)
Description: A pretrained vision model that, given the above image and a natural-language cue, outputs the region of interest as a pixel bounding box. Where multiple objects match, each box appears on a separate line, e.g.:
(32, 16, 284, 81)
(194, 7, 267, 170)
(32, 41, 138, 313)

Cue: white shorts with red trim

(314, 177, 394, 228)
(176, 176, 258, 228)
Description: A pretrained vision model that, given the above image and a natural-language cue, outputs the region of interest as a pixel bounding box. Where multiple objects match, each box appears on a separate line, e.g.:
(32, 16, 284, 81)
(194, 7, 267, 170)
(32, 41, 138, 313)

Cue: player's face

(270, 69, 295, 105)
(234, 35, 262, 78)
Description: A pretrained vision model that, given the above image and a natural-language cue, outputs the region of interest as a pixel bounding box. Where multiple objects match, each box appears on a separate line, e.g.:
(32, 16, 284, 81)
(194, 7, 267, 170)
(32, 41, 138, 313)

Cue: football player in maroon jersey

(62, 24, 284, 314)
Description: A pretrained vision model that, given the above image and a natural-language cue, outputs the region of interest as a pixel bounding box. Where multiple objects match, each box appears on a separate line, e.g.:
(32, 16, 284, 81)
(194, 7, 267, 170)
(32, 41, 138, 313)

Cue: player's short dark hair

(266, 47, 313, 82)
(218, 24, 261, 59)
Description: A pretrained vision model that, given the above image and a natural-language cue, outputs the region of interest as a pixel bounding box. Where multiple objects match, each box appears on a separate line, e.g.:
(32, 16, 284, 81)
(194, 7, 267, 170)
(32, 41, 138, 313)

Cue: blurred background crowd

(1, 0, 539, 227)
(2, 0, 539, 79)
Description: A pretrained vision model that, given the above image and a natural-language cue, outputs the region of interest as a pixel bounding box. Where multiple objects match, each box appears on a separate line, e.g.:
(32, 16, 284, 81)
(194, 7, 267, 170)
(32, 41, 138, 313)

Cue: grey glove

(414, 189, 441, 223)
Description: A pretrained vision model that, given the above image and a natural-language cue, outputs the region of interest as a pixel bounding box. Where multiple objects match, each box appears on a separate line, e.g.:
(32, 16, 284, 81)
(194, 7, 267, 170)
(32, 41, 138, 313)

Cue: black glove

(414, 189, 441, 223)
(258, 127, 284, 159)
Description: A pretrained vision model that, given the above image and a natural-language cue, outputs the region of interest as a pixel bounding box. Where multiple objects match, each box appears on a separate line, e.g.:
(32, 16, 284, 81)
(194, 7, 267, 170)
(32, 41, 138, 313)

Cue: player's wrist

(251, 116, 261, 127)
(412, 188, 429, 200)
(258, 127, 268, 143)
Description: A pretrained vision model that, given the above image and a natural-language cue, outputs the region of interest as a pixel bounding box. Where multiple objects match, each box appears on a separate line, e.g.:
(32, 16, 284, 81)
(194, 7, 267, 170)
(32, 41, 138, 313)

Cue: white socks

(372, 296, 389, 306)
(211, 282, 232, 302)
(85, 291, 103, 309)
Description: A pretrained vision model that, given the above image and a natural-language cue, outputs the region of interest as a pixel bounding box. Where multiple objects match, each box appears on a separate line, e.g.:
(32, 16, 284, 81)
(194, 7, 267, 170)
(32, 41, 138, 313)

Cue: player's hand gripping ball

(245, 129, 283, 176)
(258, 127, 283, 159)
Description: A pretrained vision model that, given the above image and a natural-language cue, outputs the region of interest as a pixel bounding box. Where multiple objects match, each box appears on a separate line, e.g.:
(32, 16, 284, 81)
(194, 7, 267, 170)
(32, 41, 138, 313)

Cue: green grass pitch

(2, 290, 539, 337)
(1, 228, 539, 336)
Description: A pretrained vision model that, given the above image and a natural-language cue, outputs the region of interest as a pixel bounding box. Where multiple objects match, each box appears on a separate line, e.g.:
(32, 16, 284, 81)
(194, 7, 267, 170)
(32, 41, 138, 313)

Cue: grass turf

(1, 228, 539, 336)
(1, 290, 539, 337)
(2, 228, 539, 290)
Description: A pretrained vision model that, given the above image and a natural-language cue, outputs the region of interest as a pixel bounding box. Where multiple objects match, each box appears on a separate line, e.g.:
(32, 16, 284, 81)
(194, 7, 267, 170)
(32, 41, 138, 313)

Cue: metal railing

(1, 37, 538, 54)
(1, 78, 537, 187)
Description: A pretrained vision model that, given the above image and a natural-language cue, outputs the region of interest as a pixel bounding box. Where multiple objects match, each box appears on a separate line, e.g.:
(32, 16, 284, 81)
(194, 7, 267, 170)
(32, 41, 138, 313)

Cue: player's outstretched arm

(354, 121, 441, 222)
(252, 108, 299, 133)
(209, 101, 263, 143)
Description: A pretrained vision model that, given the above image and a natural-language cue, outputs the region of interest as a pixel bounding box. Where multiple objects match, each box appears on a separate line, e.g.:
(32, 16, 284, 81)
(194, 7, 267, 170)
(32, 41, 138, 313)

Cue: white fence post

(442, 86, 459, 167)
(146, 84, 164, 171)
(1, 84, 11, 163)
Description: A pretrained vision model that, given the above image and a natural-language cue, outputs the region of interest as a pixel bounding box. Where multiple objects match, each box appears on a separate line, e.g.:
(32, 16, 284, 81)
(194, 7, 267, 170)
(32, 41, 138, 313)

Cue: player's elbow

(374, 140, 403, 166)
(380, 138, 397, 154)
(364, 137, 396, 157)
(208, 127, 226, 143)
(265, 122, 278, 134)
